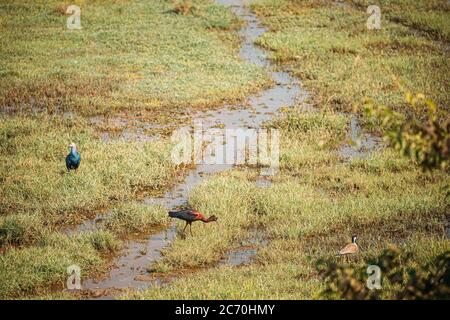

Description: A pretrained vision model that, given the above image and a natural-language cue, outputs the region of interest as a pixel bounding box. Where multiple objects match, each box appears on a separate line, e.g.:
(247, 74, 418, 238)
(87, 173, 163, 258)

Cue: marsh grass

(0, 201, 170, 298)
(350, 0, 450, 42)
(1, 0, 448, 300)
(0, 0, 272, 299)
(0, 115, 178, 227)
(0, 0, 269, 119)
(105, 202, 169, 235)
(152, 171, 258, 271)
(124, 111, 448, 299)
(252, 0, 449, 116)
(173, 0, 195, 16)
(121, 1, 449, 300)
(268, 110, 347, 172)
(0, 213, 44, 246)
(0, 230, 120, 299)
(0, 114, 179, 298)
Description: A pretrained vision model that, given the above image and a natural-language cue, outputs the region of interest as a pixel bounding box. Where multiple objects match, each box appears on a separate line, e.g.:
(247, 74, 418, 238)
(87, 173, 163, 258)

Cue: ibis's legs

(190, 223, 193, 237)
(183, 222, 188, 234)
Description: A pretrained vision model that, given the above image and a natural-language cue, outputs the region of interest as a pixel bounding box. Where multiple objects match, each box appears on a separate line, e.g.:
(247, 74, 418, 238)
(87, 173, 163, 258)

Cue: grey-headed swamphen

(66, 142, 81, 171)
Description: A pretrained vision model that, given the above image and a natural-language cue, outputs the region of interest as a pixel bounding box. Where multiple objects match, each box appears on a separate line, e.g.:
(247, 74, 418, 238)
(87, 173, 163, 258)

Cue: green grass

(1, 0, 448, 300)
(123, 111, 449, 299)
(0, 112, 181, 299)
(0, 0, 269, 121)
(0, 114, 182, 298)
(152, 171, 257, 271)
(123, 234, 448, 299)
(268, 110, 347, 172)
(105, 202, 169, 235)
(0, 230, 120, 299)
(0, 0, 272, 299)
(351, 0, 450, 42)
(252, 0, 449, 116)
(0, 115, 178, 226)
(0, 213, 44, 246)
(0, 201, 172, 298)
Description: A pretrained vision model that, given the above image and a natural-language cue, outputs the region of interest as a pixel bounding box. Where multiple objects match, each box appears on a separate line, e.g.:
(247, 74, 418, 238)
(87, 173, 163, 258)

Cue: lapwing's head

(352, 235, 357, 243)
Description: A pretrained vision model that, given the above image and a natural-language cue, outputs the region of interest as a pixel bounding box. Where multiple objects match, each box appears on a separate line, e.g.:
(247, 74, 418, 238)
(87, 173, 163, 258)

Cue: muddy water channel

(68, 0, 301, 298)
(71, 0, 377, 299)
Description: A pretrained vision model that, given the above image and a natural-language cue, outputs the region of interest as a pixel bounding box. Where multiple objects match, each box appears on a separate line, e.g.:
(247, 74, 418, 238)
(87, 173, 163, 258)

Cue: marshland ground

(0, 0, 448, 299)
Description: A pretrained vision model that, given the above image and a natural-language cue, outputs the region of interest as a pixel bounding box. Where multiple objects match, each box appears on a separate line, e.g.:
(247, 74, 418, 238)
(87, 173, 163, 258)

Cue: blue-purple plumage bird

(66, 142, 81, 171)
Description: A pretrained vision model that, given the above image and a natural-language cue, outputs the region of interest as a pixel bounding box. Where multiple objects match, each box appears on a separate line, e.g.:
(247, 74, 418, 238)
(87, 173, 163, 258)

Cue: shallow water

(72, 0, 382, 298)
(76, 0, 380, 297)
(219, 228, 269, 266)
(83, 225, 177, 291)
(76, 0, 303, 297)
(340, 116, 382, 160)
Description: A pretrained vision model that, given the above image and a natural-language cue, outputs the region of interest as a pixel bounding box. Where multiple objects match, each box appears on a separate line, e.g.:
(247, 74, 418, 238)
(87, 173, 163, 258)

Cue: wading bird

(168, 209, 218, 236)
(66, 142, 81, 171)
(337, 235, 359, 261)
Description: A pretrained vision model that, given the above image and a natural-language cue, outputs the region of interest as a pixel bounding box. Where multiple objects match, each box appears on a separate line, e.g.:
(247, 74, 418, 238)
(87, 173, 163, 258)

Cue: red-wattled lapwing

(337, 235, 359, 262)
(168, 209, 218, 236)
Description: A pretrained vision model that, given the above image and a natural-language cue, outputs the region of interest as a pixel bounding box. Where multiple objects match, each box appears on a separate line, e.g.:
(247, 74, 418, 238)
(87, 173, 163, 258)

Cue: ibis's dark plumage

(168, 209, 217, 236)
(66, 142, 81, 171)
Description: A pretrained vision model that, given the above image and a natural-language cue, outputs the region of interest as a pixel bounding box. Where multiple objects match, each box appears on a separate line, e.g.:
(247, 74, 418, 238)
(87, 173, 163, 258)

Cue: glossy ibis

(168, 209, 218, 236)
